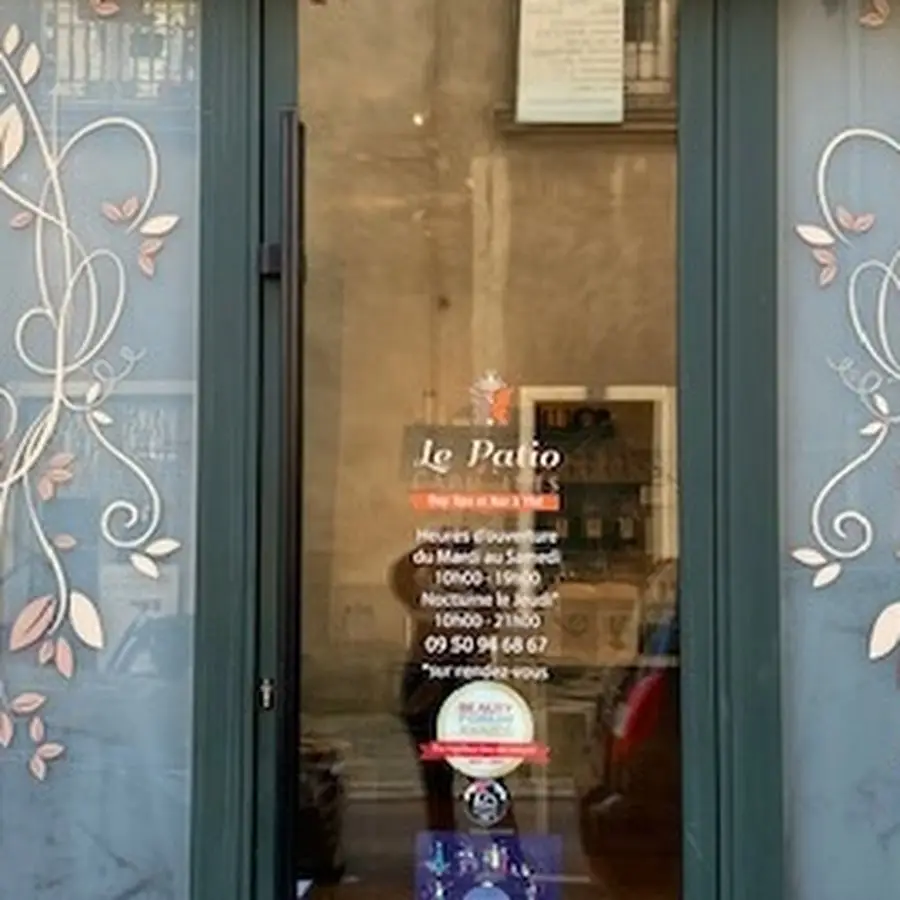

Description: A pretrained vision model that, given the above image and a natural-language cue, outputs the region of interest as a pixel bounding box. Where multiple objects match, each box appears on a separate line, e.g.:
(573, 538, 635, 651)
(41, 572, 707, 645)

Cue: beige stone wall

(299, 0, 676, 674)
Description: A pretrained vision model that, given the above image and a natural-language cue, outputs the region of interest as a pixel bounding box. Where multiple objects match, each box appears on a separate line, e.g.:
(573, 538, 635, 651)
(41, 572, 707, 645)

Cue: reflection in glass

(0, 4, 199, 897)
(298, 1, 680, 897)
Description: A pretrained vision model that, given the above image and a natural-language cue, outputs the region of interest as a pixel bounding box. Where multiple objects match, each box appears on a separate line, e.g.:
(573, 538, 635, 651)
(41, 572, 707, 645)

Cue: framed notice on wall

(515, 0, 626, 125)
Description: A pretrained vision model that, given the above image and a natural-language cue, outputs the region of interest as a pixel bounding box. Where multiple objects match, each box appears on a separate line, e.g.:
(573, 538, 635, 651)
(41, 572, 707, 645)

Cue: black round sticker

(462, 779, 511, 828)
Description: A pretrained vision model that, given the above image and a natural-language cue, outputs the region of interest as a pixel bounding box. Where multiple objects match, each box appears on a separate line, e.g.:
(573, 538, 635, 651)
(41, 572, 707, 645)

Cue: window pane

(0, 3, 200, 896)
(298, 1, 681, 898)
(780, 1, 900, 896)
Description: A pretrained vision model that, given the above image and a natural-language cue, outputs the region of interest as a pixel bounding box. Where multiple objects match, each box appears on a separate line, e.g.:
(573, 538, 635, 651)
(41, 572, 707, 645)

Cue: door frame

(190, 0, 293, 898)
(246, 0, 788, 899)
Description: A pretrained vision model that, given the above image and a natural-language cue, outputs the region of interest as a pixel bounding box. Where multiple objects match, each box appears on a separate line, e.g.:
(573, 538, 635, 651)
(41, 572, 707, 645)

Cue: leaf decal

(796, 224, 835, 247)
(0, 712, 13, 748)
(874, 394, 890, 416)
(91, 410, 113, 426)
(2, 24, 21, 55)
(9, 595, 55, 651)
(0, 104, 25, 170)
(19, 43, 40, 85)
(860, 422, 885, 436)
(139, 214, 179, 237)
(860, 10, 888, 25)
(122, 195, 139, 219)
(819, 264, 837, 287)
(55, 636, 74, 679)
(29, 717, 44, 744)
(28, 754, 47, 782)
(36, 476, 54, 501)
(53, 533, 77, 551)
(48, 452, 74, 469)
(813, 561, 842, 588)
(145, 538, 181, 558)
(138, 254, 156, 278)
(85, 382, 102, 404)
(37, 743, 65, 761)
(130, 553, 160, 579)
(11, 693, 46, 715)
(91, 0, 122, 16)
(813, 248, 836, 266)
(792, 547, 828, 567)
(48, 468, 73, 484)
(836, 206, 855, 230)
(38, 639, 55, 665)
(140, 238, 164, 257)
(101, 202, 123, 223)
(9, 210, 33, 229)
(854, 212, 875, 232)
(69, 591, 105, 650)
(869, 602, 900, 659)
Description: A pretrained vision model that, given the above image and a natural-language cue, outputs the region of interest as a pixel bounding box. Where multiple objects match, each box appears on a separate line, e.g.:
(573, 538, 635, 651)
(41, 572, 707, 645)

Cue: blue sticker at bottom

(416, 831, 562, 899)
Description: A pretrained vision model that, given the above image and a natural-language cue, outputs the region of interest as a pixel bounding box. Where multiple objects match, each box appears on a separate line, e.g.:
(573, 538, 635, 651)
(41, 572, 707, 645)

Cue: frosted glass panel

(781, 1, 900, 896)
(0, 3, 199, 897)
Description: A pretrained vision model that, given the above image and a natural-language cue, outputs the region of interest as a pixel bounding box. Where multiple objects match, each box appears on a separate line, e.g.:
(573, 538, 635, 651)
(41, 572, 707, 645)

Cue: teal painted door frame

(239, 1, 788, 899)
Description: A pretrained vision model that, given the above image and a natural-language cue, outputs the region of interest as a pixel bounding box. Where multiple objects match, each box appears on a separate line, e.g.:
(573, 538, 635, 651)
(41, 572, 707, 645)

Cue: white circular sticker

(435, 680, 535, 778)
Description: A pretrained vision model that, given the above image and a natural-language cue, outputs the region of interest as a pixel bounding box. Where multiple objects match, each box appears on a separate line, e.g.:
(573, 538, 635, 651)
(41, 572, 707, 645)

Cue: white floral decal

(0, 20, 182, 780)
(790, 125, 900, 665)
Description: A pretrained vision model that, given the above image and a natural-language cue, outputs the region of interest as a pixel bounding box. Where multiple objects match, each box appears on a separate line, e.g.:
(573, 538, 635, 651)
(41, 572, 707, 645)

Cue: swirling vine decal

(0, 20, 182, 781)
(789, 124, 900, 666)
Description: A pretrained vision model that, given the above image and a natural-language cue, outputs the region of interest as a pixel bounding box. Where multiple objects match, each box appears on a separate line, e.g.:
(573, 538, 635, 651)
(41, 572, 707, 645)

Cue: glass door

(296, 1, 682, 898)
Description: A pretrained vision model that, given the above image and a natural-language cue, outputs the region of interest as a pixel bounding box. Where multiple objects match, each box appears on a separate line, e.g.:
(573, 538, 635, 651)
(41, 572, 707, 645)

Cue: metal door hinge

(258, 677, 276, 710)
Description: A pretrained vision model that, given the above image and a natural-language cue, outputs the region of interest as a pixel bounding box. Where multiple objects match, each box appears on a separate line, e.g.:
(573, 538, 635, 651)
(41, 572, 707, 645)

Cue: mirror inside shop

(297, 2, 680, 898)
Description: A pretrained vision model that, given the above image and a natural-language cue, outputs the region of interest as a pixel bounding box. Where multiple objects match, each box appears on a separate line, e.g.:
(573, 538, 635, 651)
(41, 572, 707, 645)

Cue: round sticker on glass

(462, 778, 511, 828)
(434, 680, 535, 778)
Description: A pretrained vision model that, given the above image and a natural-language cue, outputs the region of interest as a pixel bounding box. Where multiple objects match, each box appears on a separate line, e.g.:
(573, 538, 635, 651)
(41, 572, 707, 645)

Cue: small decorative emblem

(470, 371, 514, 427)
(462, 779, 511, 828)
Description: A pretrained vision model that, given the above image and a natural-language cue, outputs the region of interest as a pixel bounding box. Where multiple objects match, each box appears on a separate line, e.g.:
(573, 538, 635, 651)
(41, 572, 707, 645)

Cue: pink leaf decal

(9, 210, 33, 229)
(836, 206, 855, 230)
(101, 202, 123, 223)
(28, 754, 47, 781)
(48, 468, 73, 485)
(55, 636, 74, 679)
(37, 639, 55, 665)
(813, 249, 836, 266)
(860, 10, 887, 26)
(0, 712, 13, 747)
(819, 264, 838, 287)
(9, 595, 55, 651)
(796, 224, 835, 247)
(29, 717, 44, 744)
(121, 196, 139, 219)
(53, 533, 76, 551)
(48, 452, 73, 469)
(11, 693, 46, 716)
(140, 238, 163, 257)
(138, 254, 156, 278)
(854, 212, 875, 232)
(37, 477, 54, 501)
(37, 742, 65, 761)
(91, 0, 121, 16)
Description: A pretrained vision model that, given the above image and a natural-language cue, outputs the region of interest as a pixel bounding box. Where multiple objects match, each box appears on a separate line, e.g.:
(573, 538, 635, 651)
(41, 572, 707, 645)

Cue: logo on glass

(470, 371, 514, 426)
(462, 779, 511, 828)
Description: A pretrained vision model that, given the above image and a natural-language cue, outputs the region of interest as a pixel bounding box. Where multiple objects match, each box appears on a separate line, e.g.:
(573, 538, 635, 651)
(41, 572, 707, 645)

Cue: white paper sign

(515, 0, 625, 124)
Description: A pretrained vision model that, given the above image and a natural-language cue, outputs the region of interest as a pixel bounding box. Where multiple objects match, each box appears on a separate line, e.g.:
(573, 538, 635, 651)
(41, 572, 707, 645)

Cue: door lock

(258, 678, 276, 710)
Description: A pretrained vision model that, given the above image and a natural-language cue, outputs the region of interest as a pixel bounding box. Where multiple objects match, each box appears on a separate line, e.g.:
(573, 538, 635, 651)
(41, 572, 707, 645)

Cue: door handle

(275, 106, 304, 890)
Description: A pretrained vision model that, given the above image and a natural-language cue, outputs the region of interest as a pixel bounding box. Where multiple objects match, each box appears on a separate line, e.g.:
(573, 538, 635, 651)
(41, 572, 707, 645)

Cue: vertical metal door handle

(276, 106, 304, 891)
